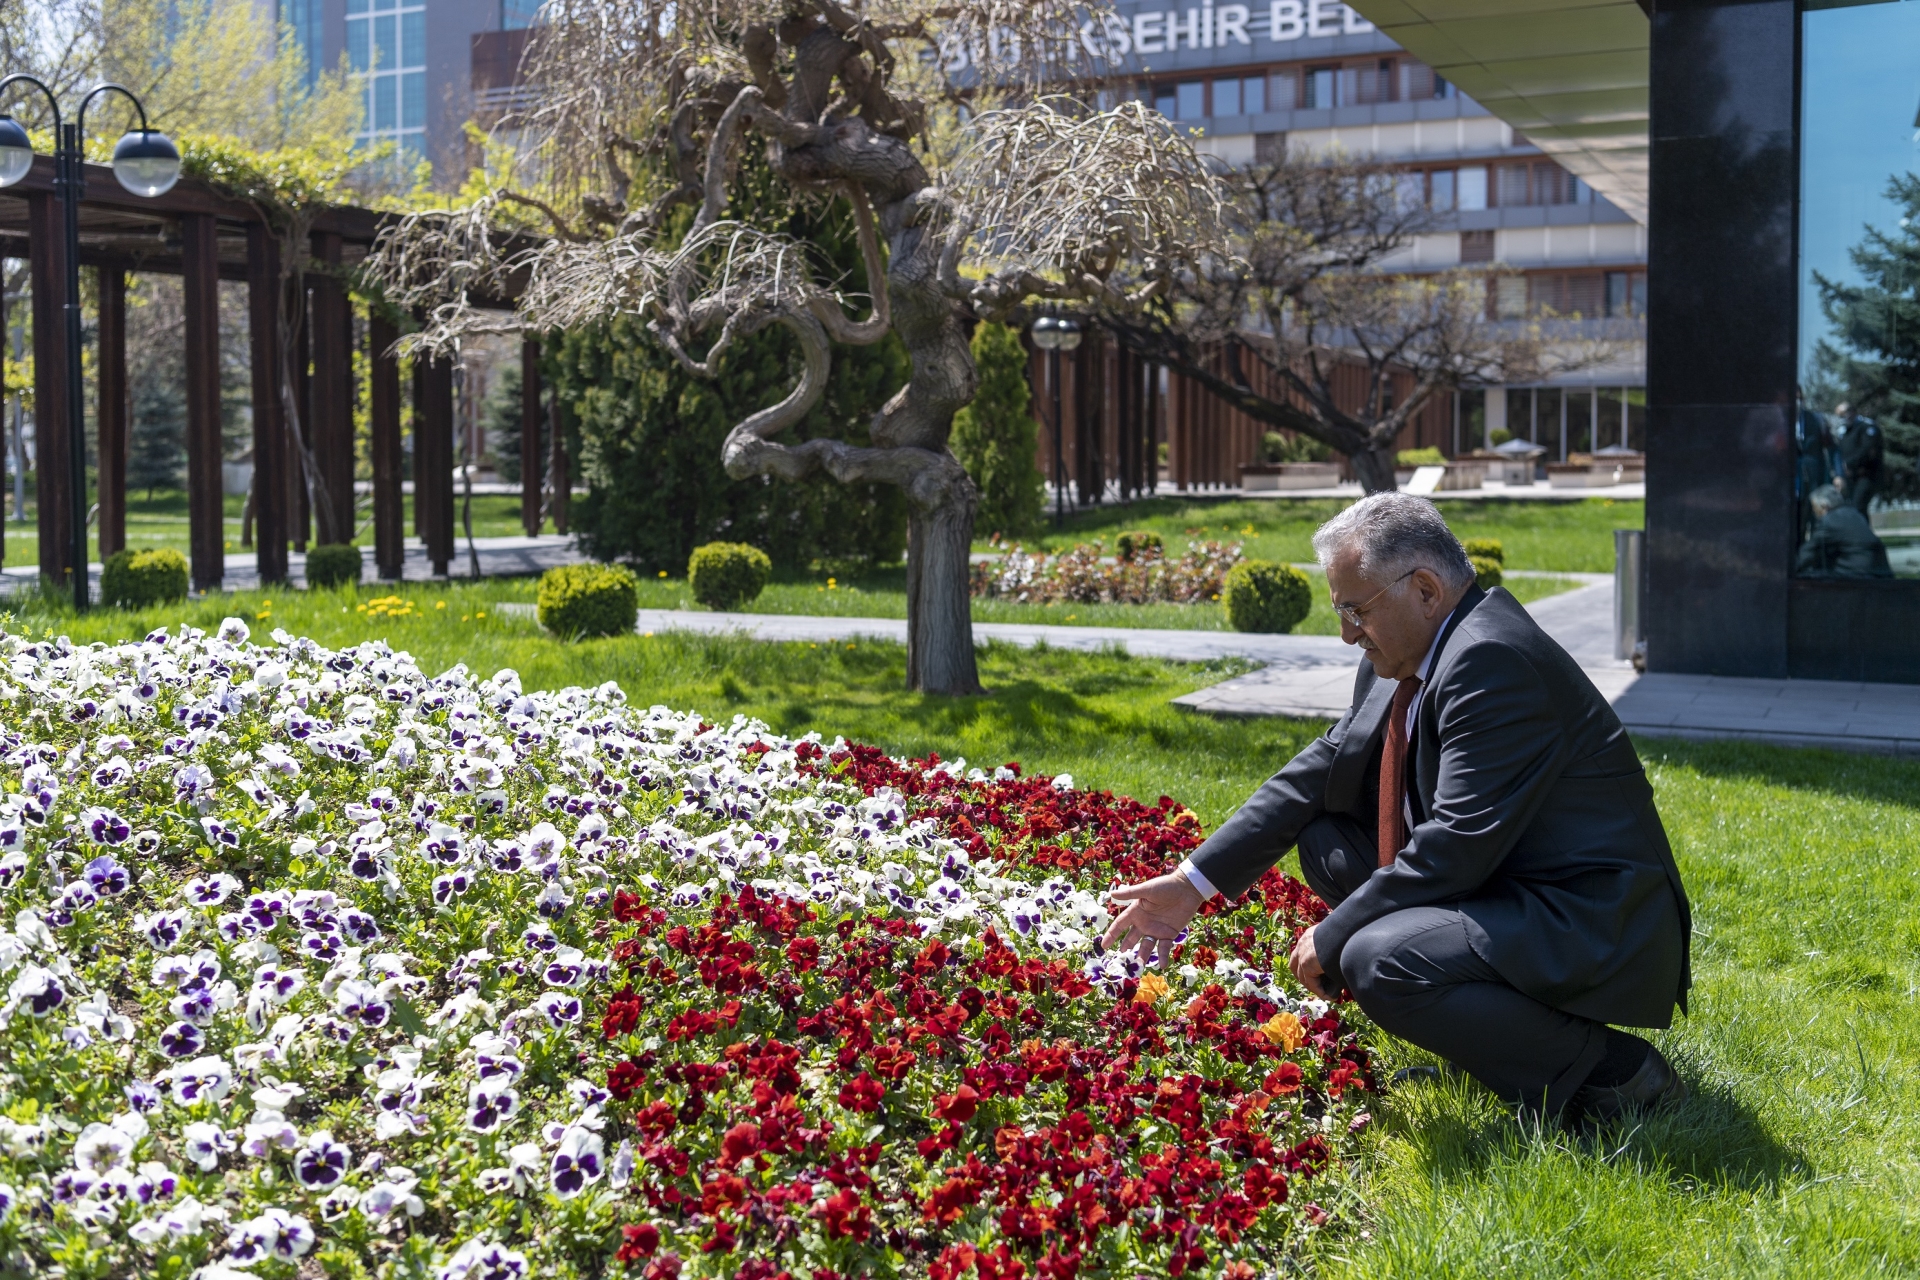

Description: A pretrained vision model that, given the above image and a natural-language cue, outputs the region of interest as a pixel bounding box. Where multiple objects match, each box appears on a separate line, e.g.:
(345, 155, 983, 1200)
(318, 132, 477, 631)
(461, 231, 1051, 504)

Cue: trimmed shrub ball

(1462, 537, 1505, 564)
(1116, 530, 1164, 562)
(305, 543, 364, 589)
(1471, 556, 1504, 591)
(1222, 559, 1313, 634)
(688, 541, 772, 610)
(100, 548, 189, 609)
(538, 563, 639, 638)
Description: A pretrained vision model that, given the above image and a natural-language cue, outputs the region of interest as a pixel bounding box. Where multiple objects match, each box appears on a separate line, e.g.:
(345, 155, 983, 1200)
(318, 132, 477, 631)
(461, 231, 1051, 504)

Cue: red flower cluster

(598, 743, 1373, 1277)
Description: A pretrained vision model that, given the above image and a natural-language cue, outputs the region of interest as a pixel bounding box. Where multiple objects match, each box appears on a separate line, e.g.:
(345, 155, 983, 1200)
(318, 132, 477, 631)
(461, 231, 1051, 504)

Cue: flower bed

(0, 620, 1372, 1279)
(970, 540, 1243, 606)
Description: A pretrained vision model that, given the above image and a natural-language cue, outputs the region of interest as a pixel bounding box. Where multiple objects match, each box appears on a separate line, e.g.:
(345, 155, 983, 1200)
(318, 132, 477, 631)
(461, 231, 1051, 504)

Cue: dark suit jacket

(1795, 507, 1894, 579)
(1190, 586, 1691, 1029)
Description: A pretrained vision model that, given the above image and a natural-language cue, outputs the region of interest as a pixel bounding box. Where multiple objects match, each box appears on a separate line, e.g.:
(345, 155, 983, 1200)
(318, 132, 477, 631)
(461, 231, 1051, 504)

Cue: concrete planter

(1240, 462, 1343, 491)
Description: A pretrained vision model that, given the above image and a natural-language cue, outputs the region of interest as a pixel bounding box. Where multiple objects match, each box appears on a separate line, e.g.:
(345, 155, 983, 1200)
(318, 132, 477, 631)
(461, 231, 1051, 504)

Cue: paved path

(0, 535, 582, 597)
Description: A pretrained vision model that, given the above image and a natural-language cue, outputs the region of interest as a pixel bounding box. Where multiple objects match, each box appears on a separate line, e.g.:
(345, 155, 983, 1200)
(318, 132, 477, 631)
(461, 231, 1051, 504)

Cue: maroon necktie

(1377, 677, 1422, 867)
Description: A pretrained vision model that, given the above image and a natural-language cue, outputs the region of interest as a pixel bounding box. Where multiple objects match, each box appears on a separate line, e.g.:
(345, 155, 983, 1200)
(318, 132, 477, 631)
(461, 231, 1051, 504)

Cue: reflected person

(1796, 484, 1893, 579)
(1103, 494, 1691, 1122)
(1834, 403, 1885, 516)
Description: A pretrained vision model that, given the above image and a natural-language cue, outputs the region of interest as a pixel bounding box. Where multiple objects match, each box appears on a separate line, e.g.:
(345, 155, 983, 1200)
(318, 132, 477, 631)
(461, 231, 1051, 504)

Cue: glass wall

(1798, 0, 1920, 578)
(348, 0, 428, 164)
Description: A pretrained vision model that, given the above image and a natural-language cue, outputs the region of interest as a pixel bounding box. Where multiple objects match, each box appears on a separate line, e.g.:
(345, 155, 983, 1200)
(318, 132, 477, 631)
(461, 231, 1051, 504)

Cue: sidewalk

(0, 535, 582, 597)
(635, 585, 1920, 757)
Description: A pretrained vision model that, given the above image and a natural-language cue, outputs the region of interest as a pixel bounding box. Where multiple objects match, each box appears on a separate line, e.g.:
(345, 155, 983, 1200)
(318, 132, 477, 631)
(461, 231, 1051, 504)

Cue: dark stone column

(27, 191, 71, 588)
(369, 315, 404, 580)
(290, 282, 311, 552)
(1645, 0, 1797, 676)
(95, 265, 127, 560)
(520, 338, 543, 536)
(415, 353, 455, 575)
(308, 232, 354, 547)
(547, 394, 568, 535)
(246, 223, 288, 585)
(182, 213, 224, 592)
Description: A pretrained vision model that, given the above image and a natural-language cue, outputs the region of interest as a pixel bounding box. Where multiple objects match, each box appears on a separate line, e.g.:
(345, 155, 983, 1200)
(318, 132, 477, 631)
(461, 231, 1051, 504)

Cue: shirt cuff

(1178, 858, 1220, 901)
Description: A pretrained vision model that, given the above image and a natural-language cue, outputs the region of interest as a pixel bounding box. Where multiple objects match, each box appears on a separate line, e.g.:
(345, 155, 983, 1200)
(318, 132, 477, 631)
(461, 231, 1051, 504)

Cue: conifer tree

(1811, 172, 1920, 500)
(950, 322, 1043, 537)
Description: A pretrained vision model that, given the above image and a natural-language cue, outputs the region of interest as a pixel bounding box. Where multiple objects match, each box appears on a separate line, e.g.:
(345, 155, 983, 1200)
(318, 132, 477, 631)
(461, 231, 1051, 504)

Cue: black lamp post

(0, 77, 180, 610)
(1030, 313, 1082, 526)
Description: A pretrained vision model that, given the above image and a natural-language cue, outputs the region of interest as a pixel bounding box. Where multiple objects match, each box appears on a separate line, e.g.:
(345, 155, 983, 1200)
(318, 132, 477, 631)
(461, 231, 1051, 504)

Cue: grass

(13, 583, 1918, 1276)
(988, 495, 1643, 573)
(633, 564, 1587, 635)
(0, 490, 537, 569)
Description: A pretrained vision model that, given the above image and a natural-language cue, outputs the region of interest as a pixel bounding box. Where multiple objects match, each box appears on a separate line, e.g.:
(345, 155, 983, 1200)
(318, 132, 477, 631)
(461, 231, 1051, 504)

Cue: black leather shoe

(1572, 1045, 1687, 1122)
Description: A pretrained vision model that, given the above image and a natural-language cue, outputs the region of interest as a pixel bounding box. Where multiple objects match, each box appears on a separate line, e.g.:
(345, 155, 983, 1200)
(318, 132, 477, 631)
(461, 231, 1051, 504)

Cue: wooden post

(415, 352, 455, 575)
(369, 314, 404, 579)
(291, 279, 311, 551)
(27, 191, 71, 588)
(547, 394, 569, 535)
(95, 265, 128, 560)
(246, 224, 288, 585)
(520, 338, 542, 536)
(182, 214, 224, 591)
(308, 232, 353, 546)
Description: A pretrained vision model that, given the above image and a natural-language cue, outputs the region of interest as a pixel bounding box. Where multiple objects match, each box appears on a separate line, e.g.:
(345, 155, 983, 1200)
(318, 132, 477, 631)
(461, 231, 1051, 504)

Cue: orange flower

(1260, 1011, 1305, 1051)
(1134, 972, 1171, 1005)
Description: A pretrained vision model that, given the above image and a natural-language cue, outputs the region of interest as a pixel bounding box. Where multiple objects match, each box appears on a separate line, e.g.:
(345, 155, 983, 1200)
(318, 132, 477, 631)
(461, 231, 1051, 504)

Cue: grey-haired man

(1104, 493, 1691, 1120)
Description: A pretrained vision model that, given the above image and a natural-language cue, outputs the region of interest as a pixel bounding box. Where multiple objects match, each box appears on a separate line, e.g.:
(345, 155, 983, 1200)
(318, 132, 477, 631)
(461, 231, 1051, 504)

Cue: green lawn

(10, 583, 1916, 1277)
(0, 490, 536, 569)
(990, 495, 1643, 573)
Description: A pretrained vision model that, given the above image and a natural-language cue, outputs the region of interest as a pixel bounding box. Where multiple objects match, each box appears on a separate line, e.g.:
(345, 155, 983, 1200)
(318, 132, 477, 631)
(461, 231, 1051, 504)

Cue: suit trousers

(1297, 814, 1610, 1112)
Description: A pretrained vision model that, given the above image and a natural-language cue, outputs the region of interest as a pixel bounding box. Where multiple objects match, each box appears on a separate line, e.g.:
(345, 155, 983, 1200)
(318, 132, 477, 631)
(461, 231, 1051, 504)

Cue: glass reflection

(1799, 0, 1920, 577)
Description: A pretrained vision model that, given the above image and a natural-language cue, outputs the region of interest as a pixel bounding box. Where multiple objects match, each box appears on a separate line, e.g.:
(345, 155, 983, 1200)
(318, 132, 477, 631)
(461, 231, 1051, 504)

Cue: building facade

(1016, 2, 1650, 493)
(281, 0, 531, 177)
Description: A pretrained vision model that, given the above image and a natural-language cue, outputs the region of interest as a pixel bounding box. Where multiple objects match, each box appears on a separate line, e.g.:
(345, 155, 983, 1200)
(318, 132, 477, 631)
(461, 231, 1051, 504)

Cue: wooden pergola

(0, 155, 554, 591)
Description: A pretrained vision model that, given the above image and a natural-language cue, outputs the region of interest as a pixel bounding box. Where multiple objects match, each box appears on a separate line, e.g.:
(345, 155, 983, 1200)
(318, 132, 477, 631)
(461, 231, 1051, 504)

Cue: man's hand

(1103, 872, 1204, 966)
(1290, 924, 1336, 1000)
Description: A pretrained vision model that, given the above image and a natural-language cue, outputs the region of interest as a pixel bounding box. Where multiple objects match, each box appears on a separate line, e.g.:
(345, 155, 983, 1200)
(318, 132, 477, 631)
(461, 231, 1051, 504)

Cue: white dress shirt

(1179, 606, 1458, 903)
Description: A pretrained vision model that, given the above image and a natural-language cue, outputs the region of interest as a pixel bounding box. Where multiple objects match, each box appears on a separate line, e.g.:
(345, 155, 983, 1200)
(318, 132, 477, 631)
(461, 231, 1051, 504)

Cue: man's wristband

(1177, 858, 1219, 902)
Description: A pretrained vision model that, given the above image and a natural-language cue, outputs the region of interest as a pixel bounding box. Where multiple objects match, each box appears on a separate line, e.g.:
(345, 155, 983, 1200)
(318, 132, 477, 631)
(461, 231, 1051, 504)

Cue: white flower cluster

(0, 619, 1116, 1275)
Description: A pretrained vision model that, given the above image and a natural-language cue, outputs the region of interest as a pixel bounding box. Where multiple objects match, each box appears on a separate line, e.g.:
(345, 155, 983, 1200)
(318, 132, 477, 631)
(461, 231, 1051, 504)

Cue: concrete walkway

(634, 586, 1920, 757)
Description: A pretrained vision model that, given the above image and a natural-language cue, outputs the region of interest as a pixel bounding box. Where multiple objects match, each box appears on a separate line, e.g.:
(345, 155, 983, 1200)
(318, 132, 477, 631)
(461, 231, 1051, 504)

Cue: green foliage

(304, 543, 363, 588)
(1222, 559, 1313, 633)
(1117, 530, 1164, 561)
(1259, 431, 1334, 464)
(1488, 427, 1514, 446)
(550, 153, 908, 576)
(1396, 447, 1447, 467)
(1462, 537, 1505, 563)
(689, 542, 773, 610)
(1810, 172, 1920, 500)
(483, 361, 539, 491)
(1470, 556, 1504, 590)
(537, 563, 639, 638)
(99, 548, 188, 609)
(950, 322, 1045, 536)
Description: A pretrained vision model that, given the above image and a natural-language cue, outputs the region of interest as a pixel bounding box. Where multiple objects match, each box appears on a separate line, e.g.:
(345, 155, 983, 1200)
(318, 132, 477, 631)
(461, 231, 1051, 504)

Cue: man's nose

(1339, 617, 1367, 645)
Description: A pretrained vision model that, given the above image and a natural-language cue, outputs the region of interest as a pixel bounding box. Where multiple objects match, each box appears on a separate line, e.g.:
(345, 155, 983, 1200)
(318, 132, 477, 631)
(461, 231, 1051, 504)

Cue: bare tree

(364, 0, 1223, 695)
(1101, 150, 1620, 493)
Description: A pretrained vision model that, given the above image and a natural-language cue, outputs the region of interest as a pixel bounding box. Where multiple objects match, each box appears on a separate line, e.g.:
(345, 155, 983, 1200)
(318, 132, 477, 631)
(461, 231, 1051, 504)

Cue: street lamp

(0, 77, 180, 611)
(1030, 313, 1081, 526)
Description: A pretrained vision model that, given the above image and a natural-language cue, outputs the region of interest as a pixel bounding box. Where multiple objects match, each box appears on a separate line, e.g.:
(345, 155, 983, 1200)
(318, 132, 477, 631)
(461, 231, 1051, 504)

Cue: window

(1176, 82, 1205, 120)
(1429, 169, 1456, 211)
(1493, 161, 1587, 207)
(1241, 76, 1265, 115)
(1304, 67, 1336, 109)
(1530, 273, 1606, 318)
(348, 0, 427, 161)
(1494, 274, 1527, 317)
(1401, 61, 1452, 101)
(1155, 88, 1177, 118)
(1605, 271, 1647, 317)
(1457, 166, 1488, 211)
(1213, 78, 1241, 117)
(1269, 70, 1298, 110)
(501, 0, 541, 27)
(1460, 229, 1495, 264)
(1353, 59, 1396, 105)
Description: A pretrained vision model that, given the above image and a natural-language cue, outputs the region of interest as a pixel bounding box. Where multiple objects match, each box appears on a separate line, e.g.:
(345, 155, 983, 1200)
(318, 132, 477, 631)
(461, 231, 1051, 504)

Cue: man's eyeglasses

(1331, 569, 1417, 628)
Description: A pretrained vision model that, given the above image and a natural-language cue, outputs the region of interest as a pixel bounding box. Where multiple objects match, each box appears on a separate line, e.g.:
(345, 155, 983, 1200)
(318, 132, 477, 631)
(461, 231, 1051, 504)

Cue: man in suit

(1796, 484, 1894, 579)
(1834, 404, 1885, 516)
(1105, 493, 1691, 1120)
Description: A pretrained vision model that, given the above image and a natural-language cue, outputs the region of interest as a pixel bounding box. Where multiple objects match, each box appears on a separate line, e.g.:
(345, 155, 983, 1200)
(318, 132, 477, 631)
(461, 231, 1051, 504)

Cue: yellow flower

(658, 570, 668, 577)
(436, 601, 446, 609)
(476, 611, 486, 619)
(1260, 1011, 1305, 1051)
(1134, 972, 1171, 1005)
